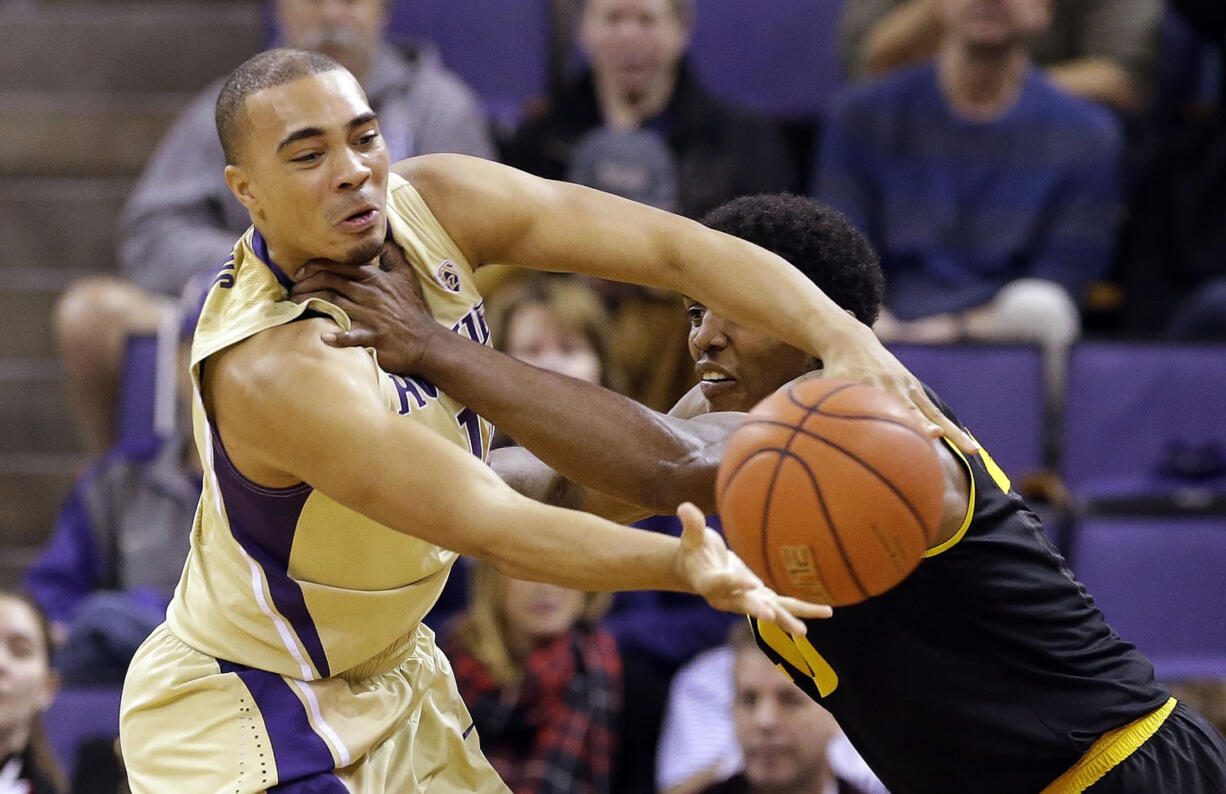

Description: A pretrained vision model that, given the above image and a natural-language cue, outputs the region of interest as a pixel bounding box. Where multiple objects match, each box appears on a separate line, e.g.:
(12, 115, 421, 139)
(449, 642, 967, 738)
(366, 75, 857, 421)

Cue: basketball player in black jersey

(293, 194, 1226, 794)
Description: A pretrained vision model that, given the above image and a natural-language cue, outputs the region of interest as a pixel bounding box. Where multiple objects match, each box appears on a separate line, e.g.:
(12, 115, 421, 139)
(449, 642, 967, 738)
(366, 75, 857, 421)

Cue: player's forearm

(414, 157, 867, 363)
(472, 491, 689, 592)
(418, 330, 722, 513)
(656, 221, 870, 365)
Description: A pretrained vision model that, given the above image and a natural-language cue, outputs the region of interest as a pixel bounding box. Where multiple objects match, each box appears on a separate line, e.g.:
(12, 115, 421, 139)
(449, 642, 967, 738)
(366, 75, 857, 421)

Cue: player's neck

(938, 41, 1028, 122)
(260, 239, 376, 283)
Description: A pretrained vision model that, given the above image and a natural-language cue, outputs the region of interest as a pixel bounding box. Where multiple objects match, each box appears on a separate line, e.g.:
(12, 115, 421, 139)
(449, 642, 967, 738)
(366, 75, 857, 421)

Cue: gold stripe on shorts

(1041, 697, 1177, 794)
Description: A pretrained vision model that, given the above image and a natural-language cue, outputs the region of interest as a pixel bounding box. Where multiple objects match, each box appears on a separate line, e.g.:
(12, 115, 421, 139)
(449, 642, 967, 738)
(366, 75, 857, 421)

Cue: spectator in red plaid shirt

(444, 560, 621, 794)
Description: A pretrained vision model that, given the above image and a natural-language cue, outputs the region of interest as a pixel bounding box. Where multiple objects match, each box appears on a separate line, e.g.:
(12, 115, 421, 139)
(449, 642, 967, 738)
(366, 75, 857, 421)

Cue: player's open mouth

(699, 369, 737, 396)
(338, 207, 379, 232)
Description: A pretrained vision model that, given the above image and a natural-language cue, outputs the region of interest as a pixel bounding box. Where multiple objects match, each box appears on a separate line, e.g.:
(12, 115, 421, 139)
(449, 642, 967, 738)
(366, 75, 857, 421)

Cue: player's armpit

(490, 446, 583, 508)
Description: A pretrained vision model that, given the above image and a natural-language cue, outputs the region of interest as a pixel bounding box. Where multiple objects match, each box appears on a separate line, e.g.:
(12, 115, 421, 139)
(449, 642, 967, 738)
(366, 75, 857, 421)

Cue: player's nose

(690, 313, 730, 352)
(333, 147, 372, 192)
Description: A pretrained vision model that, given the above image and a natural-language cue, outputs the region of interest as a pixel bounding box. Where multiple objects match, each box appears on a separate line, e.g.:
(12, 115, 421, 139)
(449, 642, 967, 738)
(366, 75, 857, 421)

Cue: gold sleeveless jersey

(167, 173, 493, 682)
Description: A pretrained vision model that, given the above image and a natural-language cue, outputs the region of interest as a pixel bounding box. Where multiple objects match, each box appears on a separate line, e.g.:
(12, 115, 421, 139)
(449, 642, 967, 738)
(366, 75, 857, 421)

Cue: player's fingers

(676, 502, 707, 551)
(297, 260, 368, 283)
(292, 289, 339, 305)
(908, 380, 979, 453)
(776, 594, 833, 620)
(380, 240, 412, 271)
(293, 270, 360, 301)
(321, 328, 378, 349)
(761, 594, 809, 636)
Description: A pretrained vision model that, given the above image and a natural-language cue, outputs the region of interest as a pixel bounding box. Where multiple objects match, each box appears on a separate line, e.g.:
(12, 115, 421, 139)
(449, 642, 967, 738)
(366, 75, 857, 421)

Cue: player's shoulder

(392, 152, 489, 185)
(209, 317, 369, 402)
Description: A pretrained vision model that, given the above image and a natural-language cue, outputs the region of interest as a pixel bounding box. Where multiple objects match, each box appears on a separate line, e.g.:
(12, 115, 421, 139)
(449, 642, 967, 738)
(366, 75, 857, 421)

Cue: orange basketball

(715, 378, 946, 607)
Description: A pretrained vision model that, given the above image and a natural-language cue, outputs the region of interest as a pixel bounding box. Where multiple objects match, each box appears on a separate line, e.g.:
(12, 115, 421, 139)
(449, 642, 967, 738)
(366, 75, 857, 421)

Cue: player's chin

(698, 379, 744, 412)
(338, 235, 384, 267)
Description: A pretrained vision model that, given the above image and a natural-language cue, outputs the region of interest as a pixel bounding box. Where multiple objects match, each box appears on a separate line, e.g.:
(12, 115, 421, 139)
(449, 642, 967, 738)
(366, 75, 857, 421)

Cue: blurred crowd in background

(3, 0, 1226, 792)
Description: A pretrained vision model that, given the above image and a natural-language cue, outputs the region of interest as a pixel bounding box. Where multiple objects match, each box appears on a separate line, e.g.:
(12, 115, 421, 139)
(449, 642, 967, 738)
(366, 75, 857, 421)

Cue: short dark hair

(701, 194, 884, 327)
(215, 48, 344, 165)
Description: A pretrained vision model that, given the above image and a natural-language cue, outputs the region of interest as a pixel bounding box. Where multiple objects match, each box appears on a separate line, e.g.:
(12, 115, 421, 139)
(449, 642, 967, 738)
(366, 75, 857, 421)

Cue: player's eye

(687, 306, 705, 326)
(292, 152, 321, 164)
(356, 130, 380, 147)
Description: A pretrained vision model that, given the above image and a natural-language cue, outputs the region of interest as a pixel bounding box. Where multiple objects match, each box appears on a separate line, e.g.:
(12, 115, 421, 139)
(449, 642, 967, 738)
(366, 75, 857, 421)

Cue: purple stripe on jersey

(252, 228, 295, 289)
(212, 430, 332, 678)
(218, 660, 349, 792)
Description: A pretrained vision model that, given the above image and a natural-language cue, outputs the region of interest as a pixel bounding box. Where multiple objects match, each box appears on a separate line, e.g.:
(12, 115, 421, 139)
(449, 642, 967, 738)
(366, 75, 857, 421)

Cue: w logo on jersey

(435, 259, 461, 292)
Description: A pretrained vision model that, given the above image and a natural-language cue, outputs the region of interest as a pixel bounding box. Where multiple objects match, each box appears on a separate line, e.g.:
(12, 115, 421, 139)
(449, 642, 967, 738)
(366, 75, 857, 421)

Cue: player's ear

(225, 164, 260, 216)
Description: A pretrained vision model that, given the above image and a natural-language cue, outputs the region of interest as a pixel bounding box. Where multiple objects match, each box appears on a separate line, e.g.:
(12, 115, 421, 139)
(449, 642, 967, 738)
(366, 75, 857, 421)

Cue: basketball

(715, 378, 946, 607)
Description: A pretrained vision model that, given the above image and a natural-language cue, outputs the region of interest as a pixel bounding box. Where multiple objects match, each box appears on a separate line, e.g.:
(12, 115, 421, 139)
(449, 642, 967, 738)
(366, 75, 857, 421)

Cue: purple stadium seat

(688, 0, 846, 119)
(42, 685, 123, 778)
(1070, 516, 1226, 681)
(387, 0, 550, 129)
(1062, 343, 1226, 502)
(116, 334, 157, 447)
(116, 327, 179, 448)
(889, 343, 1045, 480)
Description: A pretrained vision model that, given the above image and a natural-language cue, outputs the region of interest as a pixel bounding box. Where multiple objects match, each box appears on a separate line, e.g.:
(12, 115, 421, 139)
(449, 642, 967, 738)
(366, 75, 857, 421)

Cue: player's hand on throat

(674, 502, 832, 634)
(826, 321, 980, 455)
(291, 237, 441, 375)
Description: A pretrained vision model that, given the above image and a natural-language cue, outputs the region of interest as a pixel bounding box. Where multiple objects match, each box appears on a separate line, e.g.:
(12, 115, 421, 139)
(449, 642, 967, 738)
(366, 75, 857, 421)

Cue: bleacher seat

(890, 343, 1045, 481)
(1062, 343, 1226, 503)
(1070, 515, 1226, 681)
(688, 0, 846, 119)
(387, 0, 550, 130)
(115, 326, 179, 448)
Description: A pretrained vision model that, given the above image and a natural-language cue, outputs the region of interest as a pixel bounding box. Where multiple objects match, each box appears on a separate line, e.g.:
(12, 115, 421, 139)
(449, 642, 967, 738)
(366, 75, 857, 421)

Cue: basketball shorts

(120, 623, 509, 793)
(1085, 702, 1226, 794)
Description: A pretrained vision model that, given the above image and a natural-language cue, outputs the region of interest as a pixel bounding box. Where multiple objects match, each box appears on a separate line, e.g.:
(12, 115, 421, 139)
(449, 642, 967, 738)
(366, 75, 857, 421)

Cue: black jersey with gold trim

(751, 388, 1169, 794)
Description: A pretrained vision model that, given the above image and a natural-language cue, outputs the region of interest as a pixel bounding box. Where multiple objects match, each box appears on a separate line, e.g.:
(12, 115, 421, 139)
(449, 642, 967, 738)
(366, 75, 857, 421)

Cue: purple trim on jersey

(218, 660, 349, 792)
(211, 431, 332, 678)
(252, 229, 295, 289)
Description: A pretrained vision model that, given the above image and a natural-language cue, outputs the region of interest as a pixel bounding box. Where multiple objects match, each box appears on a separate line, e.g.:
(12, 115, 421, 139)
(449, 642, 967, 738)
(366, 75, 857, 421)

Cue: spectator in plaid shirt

(443, 560, 622, 794)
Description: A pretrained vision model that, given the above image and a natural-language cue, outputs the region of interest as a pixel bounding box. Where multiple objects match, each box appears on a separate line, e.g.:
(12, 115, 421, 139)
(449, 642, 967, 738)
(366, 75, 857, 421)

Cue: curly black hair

(700, 194, 884, 327)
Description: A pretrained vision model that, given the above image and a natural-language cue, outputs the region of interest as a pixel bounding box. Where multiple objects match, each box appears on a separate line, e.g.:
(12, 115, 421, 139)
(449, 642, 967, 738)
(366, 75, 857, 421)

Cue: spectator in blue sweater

(817, 0, 1123, 402)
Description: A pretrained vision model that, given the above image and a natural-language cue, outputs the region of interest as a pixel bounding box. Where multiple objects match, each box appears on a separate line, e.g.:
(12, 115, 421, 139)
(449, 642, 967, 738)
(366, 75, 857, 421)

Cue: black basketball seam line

(786, 380, 859, 414)
(784, 380, 934, 443)
(759, 400, 818, 594)
(779, 447, 871, 602)
(723, 446, 845, 602)
(722, 439, 798, 593)
(740, 417, 938, 547)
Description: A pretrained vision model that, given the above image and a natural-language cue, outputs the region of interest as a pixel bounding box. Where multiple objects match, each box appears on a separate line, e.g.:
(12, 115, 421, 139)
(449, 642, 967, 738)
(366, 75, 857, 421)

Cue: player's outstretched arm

(395, 154, 977, 453)
(293, 260, 738, 516)
(203, 319, 829, 631)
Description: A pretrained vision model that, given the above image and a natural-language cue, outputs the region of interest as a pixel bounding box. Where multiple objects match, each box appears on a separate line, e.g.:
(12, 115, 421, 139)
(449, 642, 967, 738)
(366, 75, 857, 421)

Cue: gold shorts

(120, 623, 508, 793)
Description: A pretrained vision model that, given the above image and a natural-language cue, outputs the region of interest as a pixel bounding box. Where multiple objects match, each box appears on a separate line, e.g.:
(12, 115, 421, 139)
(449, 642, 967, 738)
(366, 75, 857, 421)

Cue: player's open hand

(675, 502, 831, 634)
(290, 239, 440, 375)
(823, 322, 979, 455)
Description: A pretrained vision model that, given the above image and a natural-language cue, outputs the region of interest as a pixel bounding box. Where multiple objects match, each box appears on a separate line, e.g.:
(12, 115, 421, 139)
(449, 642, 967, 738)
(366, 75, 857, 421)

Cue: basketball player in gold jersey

(118, 48, 972, 793)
